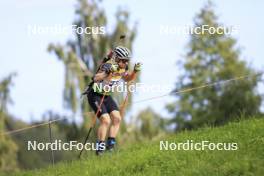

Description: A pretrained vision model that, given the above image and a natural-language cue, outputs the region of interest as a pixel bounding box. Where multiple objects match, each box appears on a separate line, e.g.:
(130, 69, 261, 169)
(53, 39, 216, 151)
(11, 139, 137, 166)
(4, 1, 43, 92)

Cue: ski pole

(120, 81, 131, 118)
(78, 93, 106, 159)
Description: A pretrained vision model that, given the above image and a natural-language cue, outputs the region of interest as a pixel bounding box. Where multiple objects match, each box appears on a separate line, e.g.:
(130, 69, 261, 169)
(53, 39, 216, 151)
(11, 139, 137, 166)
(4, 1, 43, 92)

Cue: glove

(110, 63, 119, 72)
(134, 62, 142, 72)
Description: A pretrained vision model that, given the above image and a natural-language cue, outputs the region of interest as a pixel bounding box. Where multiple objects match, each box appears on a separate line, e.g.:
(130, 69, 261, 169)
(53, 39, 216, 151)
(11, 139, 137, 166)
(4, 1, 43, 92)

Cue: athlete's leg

(105, 110, 121, 150)
(97, 113, 111, 141)
(109, 110, 122, 138)
(87, 91, 110, 155)
(95, 113, 111, 155)
(104, 95, 121, 150)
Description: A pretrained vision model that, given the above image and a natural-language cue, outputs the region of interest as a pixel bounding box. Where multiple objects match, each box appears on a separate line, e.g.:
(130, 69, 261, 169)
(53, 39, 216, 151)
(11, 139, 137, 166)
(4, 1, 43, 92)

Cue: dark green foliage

(135, 107, 166, 140)
(5, 115, 80, 170)
(167, 3, 262, 131)
(0, 74, 19, 172)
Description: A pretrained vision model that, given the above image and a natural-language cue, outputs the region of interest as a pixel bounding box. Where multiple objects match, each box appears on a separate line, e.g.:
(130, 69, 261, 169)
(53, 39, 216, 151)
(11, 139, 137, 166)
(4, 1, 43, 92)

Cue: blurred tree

(167, 2, 262, 131)
(0, 74, 18, 171)
(121, 107, 166, 142)
(48, 0, 137, 129)
(6, 111, 77, 170)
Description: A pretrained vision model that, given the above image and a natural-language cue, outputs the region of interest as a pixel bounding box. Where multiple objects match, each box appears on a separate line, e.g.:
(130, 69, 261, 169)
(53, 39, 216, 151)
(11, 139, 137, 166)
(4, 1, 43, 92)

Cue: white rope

(1, 73, 261, 136)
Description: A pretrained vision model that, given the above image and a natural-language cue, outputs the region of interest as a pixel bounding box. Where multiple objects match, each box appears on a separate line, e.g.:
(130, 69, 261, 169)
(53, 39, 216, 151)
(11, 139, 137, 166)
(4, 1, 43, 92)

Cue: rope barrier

(0, 73, 261, 136)
(133, 74, 258, 104)
(0, 118, 63, 136)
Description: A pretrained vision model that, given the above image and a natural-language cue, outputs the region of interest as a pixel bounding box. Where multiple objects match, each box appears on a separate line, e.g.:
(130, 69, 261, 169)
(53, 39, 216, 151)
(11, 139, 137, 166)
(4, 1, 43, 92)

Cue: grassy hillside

(8, 117, 264, 176)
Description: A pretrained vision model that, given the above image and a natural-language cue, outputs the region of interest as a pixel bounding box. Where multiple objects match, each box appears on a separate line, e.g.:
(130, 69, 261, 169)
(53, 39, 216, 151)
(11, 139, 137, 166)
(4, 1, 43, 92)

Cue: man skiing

(86, 46, 141, 155)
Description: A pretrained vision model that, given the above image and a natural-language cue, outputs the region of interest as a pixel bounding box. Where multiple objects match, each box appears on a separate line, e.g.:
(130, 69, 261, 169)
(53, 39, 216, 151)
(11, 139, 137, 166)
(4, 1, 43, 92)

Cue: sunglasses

(118, 59, 129, 63)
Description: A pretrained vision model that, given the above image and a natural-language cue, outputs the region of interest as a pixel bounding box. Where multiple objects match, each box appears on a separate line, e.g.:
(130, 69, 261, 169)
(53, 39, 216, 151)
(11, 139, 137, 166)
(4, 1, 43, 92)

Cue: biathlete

(86, 46, 141, 155)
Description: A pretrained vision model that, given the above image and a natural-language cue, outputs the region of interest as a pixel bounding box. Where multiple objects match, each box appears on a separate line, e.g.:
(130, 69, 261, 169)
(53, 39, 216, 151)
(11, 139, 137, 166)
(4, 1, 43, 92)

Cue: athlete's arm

(93, 71, 108, 82)
(123, 63, 141, 82)
(123, 71, 137, 82)
(93, 63, 117, 82)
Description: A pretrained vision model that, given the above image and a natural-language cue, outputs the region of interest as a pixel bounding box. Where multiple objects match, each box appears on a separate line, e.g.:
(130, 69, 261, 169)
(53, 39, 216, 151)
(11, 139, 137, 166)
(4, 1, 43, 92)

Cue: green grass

(9, 117, 264, 176)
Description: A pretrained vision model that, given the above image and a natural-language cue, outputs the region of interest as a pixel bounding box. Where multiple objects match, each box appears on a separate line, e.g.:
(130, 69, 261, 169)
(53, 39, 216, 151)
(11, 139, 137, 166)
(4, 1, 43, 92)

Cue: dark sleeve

(99, 63, 112, 74)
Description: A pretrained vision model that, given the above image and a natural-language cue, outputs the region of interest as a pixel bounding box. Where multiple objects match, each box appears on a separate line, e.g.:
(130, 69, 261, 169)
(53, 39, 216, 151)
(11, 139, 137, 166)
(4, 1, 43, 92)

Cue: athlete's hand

(134, 62, 142, 72)
(110, 63, 118, 72)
